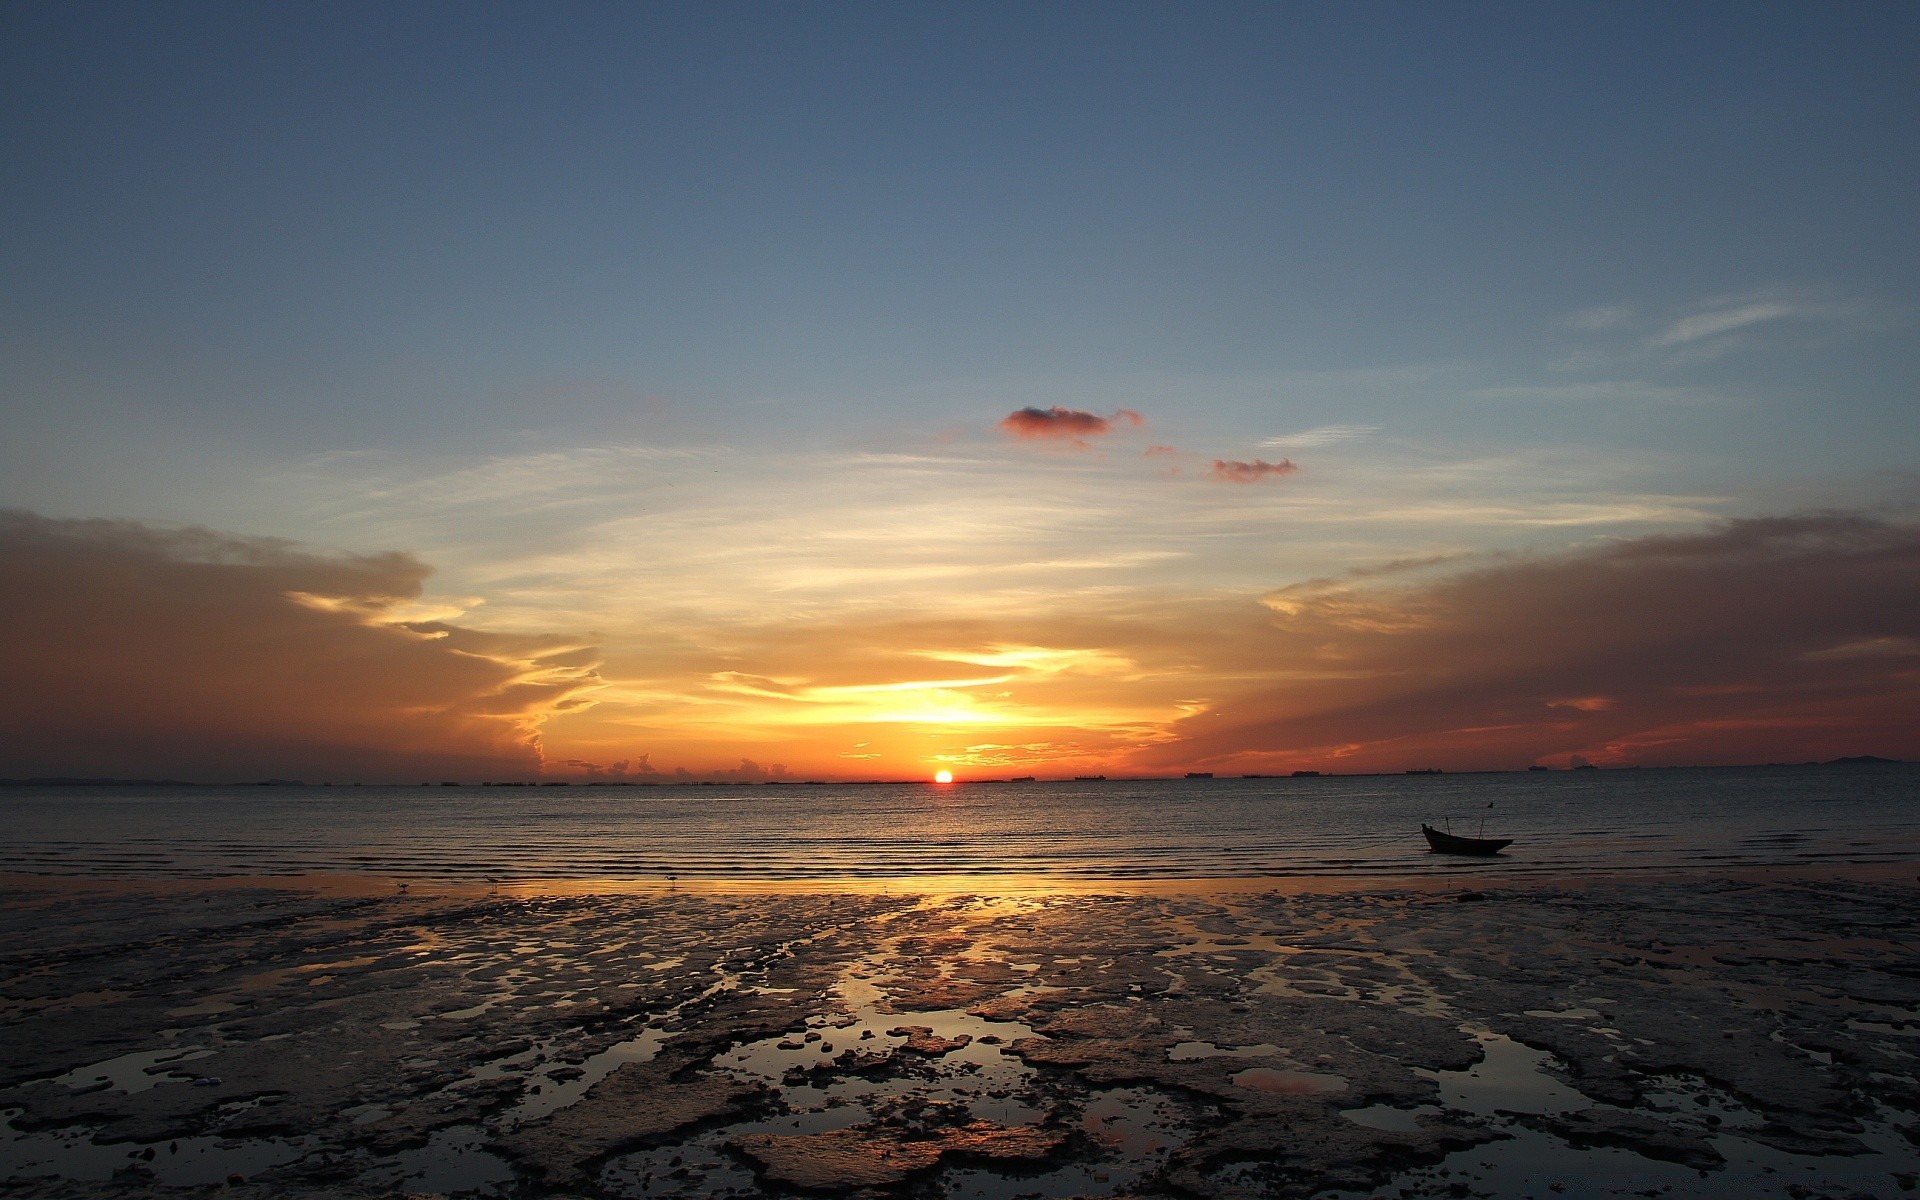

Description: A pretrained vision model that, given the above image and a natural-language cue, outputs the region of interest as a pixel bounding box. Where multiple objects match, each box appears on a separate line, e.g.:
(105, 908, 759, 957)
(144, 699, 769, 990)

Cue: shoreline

(3, 857, 1916, 900)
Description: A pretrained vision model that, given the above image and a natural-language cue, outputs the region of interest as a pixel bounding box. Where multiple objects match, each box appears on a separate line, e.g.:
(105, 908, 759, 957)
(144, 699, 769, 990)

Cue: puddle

(504, 1026, 669, 1125)
(1231, 1066, 1347, 1095)
(942, 1086, 1195, 1199)
(135, 1132, 309, 1188)
(599, 1136, 763, 1197)
(361, 1123, 514, 1195)
(52, 1046, 216, 1094)
(1423, 1029, 1591, 1115)
(1343, 1102, 1440, 1132)
(1329, 1028, 1920, 1199)
(0, 1108, 309, 1188)
(1168, 1039, 1281, 1061)
(711, 972, 1048, 1129)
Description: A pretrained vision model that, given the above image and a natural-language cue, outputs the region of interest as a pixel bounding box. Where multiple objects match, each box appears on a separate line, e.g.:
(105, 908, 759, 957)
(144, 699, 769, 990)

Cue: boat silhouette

(1421, 824, 1513, 856)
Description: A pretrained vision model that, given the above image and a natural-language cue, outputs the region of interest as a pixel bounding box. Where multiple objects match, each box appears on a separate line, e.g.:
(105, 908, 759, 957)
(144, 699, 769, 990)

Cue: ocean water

(0, 765, 1915, 884)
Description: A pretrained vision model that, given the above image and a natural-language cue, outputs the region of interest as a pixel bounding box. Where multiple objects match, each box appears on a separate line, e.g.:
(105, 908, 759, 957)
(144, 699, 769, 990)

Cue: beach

(5, 869, 1918, 1198)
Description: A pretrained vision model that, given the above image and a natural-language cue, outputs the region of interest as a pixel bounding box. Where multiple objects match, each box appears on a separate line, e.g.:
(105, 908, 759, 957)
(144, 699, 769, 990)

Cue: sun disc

(934, 769, 954, 784)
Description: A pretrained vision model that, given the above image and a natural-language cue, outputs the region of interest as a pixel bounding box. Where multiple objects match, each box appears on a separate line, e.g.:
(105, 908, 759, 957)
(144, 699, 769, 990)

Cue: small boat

(1422, 824, 1513, 856)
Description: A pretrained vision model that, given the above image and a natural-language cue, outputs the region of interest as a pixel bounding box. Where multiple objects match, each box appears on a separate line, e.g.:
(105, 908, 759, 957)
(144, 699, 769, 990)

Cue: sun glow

(933, 769, 954, 784)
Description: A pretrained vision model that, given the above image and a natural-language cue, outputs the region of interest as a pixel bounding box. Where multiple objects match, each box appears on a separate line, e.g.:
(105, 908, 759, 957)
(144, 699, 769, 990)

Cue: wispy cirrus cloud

(1260, 424, 1379, 450)
(1470, 380, 1722, 406)
(1553, 287, 1888, 363)
(1560, 304, 1636, 332)
(1211, 458, 1298, 484)
(1650, 299, 1802, 348)
(997, 406, 1143, 448)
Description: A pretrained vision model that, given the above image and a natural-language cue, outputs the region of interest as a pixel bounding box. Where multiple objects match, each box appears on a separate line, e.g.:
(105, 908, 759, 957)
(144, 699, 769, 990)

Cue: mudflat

(3, 876, 1918, 1198)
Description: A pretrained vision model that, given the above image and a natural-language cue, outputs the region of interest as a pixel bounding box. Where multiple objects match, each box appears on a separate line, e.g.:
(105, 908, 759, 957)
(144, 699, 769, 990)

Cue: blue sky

(3, 3, 1917, 777)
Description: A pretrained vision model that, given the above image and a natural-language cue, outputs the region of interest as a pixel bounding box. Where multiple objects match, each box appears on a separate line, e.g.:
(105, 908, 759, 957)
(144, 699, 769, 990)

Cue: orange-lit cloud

(1211, 458, 1298, 483)
(5, 505, 1914, 784)
(0, 511, 599, 782)
(998, 406, 1143, 448)
(1155, 514, 1920, 772)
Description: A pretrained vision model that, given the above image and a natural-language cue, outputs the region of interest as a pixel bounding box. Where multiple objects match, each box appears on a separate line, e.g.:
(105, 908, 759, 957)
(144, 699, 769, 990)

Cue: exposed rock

(732, 1120, 1064, 1190)
(886, 1024, 973, 1055)
(502, 1050, 769, 1183)
(1523, 1109, 1724, 1169)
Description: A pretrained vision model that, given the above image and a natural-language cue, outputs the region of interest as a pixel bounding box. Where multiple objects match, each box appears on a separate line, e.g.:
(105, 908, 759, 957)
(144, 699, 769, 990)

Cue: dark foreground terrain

(3, 876, 1918, 1198)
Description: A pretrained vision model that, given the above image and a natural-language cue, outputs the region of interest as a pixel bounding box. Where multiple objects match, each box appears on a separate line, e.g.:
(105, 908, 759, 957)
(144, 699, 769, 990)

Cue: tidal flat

(3, 877, 1918, 1198)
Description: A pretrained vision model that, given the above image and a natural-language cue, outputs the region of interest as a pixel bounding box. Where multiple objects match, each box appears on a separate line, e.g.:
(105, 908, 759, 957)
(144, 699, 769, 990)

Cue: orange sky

(4, 507, 1915, 783)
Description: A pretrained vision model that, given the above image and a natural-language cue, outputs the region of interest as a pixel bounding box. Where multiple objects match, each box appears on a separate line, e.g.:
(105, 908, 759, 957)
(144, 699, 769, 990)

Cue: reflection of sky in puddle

(693, 931, 1211, 1200)
(1329, 1028, 1920, 1200)
(2, 1107, 511, 1194)
(361, 1124, 515, 1196)
(0, 1108, 309, 1188)
(943, 1087, 1193, 1200)
(1344, 1102, 1438, 1132)
(505, 1026, 668, 1124)
(711, 969, 1048, 1129)
(600, 1134, 762, 1197)
(1231, 1066, 1346, 1094)
(51, 1045, 215, 1093)
(1168, 1039, 1281, 1060)
(1423, 1029, 1591, 1115)
(494, 961, 755, 1128)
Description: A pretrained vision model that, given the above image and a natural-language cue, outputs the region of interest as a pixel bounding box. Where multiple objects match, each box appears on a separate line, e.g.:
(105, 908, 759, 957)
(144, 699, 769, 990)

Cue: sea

(2, 763, 1916, 885)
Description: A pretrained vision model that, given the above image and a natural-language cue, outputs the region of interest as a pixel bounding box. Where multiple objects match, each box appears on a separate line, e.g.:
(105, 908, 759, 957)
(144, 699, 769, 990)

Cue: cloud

(0, 510, 600, 781)
(1644, 288, 1880, 352)
(1548, 696, 1615, 712)
(555, 754, 661, 779)
(1156, 513, 1920, 771)
(1470, 381, 1718, 406)
(1651, 301, 1799, 347)
(1561, 304, 1636, 332)
(670, 757, 788, 782)
(1211, 458, 1299, 484)
(997, 406, 1143, 448)
(1260, 425, 1379, 450)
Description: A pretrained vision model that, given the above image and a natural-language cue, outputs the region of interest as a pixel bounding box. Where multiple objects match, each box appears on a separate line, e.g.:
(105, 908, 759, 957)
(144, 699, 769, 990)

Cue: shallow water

(1, 764, 1915, 882)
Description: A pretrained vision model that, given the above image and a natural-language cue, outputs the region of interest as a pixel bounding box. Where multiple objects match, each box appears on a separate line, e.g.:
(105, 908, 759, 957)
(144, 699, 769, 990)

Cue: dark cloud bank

(1165, 514, 1920, 771)
(0, 511, 599, 782)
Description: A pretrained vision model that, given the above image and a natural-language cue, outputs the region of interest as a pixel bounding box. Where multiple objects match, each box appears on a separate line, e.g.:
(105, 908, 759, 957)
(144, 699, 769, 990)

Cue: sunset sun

(934, 770, 954, 784)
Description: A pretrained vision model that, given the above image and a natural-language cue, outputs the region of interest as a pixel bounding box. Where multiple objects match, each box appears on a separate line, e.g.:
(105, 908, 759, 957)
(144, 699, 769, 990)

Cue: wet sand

(3, 874, 1919, 1198)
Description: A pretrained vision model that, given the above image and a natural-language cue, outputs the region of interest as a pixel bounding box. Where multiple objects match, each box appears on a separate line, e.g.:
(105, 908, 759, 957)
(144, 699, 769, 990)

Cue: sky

(2, 2, 1917, 781)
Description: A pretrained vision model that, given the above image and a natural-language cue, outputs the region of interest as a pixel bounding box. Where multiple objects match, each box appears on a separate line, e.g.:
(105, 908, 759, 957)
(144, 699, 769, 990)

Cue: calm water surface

(2, 765, 1915, 883)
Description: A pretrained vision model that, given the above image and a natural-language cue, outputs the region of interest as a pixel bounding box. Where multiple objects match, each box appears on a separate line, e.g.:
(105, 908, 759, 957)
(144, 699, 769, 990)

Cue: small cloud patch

(1549, 696, 1615, 712)
(1212, 458, 1298, 484)
(998, 407, 1143, 448)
